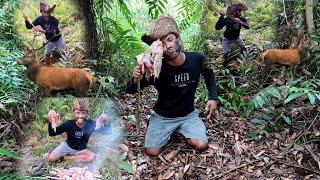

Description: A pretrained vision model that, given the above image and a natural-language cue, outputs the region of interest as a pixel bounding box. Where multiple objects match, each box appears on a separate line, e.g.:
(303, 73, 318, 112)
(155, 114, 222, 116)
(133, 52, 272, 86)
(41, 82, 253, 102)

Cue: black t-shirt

(126, 51, 218, 118)
(215, 16, 249, 40)
(25, 16, 61, 42)
(48, 119, 111, 150)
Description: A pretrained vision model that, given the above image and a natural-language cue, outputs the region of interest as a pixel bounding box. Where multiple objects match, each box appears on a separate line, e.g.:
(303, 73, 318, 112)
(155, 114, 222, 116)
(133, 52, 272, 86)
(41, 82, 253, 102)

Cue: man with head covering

(22, 1, 67, 65)
(47, 99, 111, 163)
(126, 15, 219, 157)
(215, 2, 249, 66)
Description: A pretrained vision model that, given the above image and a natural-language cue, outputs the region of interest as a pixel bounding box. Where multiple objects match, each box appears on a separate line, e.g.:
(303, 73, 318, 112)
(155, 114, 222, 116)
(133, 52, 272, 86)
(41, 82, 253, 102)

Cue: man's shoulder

(49, 16, 59, 22)
(185, 51, 206, 60)
(85, 119, 95, 125)
(34, 16, 44, 21)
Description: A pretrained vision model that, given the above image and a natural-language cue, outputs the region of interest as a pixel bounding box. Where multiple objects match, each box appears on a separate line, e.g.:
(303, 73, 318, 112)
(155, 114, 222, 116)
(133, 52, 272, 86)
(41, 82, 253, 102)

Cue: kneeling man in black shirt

(126, 16, 219, 157)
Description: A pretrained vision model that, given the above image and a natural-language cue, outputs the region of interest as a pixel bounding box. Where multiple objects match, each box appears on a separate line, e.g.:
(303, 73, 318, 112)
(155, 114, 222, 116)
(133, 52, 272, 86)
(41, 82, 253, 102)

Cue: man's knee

(88, 152, 96, 161)
(186, 138, 208, 150)
(48, 152, 60, 162)
(145, 148, 161, 157)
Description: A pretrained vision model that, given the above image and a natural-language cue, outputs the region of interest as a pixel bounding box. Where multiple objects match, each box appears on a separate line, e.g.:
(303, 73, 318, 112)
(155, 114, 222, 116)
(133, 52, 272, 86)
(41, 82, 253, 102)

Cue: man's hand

(22, 13, 29, 21)
(97, 113, 108, 123)
(206, 100, 217, 120)
(233, 18, 243, 24)
(133, 65, 143, 84)
(95, 113, 108, 130)
(48, 110, 60, 132)
(48, 110, 60, 123)
(33, 25, 45, 33)
(219, 11, 225, 17)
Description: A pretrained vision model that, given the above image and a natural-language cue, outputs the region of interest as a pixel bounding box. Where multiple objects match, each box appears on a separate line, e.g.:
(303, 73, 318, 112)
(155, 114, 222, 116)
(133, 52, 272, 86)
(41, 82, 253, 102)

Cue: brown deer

(259, 37, 312, 76)
(19, 49, 96, 96)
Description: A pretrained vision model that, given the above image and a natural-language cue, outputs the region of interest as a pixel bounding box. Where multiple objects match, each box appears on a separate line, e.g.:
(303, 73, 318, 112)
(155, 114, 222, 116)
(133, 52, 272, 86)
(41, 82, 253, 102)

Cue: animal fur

(19, 50, 96, 96)
(259, 38, 311, 73)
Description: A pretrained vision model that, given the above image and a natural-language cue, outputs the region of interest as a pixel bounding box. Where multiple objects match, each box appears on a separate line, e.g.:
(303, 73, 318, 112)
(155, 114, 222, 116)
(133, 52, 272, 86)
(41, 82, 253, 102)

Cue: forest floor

(118, 86, 320, 179)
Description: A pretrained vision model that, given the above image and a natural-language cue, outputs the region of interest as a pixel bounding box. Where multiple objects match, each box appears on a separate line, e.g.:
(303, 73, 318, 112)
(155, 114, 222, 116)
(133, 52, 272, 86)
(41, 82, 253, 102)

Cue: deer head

(18, 48, 39, 66)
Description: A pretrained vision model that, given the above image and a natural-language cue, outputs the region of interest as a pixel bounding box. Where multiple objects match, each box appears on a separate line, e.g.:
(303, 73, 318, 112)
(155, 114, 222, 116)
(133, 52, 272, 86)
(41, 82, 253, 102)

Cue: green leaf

(284, 93, 305, 104)
(281, 114, 291, 125)
(251, 118, 265, 125)
(0, 148, 19, 159)
(307, 93, 316, 104)
(265, 87, 281, 100)
(246, 131, 260, 140)
(118, 161, 133, 174)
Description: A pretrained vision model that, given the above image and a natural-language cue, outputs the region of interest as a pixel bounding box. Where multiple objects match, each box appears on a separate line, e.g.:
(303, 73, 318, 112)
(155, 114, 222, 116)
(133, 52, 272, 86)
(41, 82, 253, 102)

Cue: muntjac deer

(19, 50, 96, 96)
(259, 37, 312, 75)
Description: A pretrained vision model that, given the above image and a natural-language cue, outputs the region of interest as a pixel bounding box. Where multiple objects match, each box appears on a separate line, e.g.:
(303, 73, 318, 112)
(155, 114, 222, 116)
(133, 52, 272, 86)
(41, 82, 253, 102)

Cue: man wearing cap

(22, 1, 67, 65)
(126, 16, 219, 157)
(215, 2, 249, 66)
(47, 99, 111, 163)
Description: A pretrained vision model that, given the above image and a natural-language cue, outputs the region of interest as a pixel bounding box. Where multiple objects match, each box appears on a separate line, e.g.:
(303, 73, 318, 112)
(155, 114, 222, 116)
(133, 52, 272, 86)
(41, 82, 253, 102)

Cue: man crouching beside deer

(19, 49, 96, 97)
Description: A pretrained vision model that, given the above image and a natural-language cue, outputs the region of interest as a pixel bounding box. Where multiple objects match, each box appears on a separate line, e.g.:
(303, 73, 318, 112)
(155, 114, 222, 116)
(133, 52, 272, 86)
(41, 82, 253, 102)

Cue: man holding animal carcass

(215, 2, 249, 67)
(22, 1, 67, 65)
(47, 99, 111, 163)
(126, 15, 219, 157)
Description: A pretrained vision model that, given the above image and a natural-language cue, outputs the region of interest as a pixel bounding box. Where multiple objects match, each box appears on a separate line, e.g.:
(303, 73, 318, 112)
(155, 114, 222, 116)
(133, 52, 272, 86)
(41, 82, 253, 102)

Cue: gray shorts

(145, 109, 208, 148)
(52, 141, 86, 156)
(222, 36, 245, 53)
(45, 36, 67, 55)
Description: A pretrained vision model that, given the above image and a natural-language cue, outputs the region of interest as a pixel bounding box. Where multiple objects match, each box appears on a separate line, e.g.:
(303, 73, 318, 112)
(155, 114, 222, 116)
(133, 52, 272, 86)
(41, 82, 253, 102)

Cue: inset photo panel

(16, 97, 124, 179)
(15, 0, 98, 97)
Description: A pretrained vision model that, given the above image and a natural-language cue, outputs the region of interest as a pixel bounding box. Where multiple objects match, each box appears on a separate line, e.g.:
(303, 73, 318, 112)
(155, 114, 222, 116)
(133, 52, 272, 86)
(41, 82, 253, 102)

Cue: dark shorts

(45, 36, 67, 55)
(145, 109, 208, 148)
(222, 36, 245, 53)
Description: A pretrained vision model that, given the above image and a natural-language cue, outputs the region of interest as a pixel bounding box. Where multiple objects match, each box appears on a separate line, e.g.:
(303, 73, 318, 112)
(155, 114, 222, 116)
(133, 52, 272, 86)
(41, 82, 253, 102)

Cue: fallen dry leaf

(233, 141, 243, 156)
(158, 174, 164, 180)
(163, 170, 175, 180)
(119, 144, 129, 152)
(297, 153, 303, 165)
(164, 150, 179, 161)
(183, 164, 190, 174)
(209, 143, 220, 151)
(305, 145, 320, 170)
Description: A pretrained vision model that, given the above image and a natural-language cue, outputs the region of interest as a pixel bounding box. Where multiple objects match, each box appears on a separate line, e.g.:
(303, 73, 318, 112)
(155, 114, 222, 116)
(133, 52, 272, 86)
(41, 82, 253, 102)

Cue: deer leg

(42, 88, 51, 97)
(77, 89, 88, 97)
(262, 64, 271, 74)
(45, 53, 51, 65)
(240, 45, 246, 53)
(222, 53, 231, 67)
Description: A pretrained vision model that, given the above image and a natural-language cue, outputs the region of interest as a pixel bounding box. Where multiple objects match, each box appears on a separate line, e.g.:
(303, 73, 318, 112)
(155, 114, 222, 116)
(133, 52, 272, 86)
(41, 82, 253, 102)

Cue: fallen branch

(285, 112, 319, 154)
(266, 154, 320, 175)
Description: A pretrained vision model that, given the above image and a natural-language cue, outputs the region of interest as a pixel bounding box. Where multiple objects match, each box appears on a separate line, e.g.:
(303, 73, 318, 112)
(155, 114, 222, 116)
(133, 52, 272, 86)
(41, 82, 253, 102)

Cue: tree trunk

(76, 0, 99, 60)
(305, 0, 315, 35)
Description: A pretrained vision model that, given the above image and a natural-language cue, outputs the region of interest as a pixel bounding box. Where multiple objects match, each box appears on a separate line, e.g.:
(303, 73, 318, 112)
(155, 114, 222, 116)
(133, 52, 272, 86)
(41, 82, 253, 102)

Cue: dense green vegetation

(0, 0, 319, 177)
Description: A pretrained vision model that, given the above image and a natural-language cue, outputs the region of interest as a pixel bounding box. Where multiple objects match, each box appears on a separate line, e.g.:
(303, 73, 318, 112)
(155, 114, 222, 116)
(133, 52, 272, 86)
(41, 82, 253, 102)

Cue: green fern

(145, 0, 168, 19)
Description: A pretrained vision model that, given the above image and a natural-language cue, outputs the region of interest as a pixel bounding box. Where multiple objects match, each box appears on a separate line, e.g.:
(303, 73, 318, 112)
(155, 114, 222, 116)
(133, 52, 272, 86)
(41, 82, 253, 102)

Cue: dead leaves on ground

(118, 89, 320, 179)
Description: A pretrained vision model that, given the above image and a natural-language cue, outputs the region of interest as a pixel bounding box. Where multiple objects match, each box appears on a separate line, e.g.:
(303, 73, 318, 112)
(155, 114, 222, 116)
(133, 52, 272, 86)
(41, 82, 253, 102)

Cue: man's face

(41, 10, 50, 19)
(74, 109, 88, 125)
(234, 9, 241, 17)
(161, 33, 181, 60)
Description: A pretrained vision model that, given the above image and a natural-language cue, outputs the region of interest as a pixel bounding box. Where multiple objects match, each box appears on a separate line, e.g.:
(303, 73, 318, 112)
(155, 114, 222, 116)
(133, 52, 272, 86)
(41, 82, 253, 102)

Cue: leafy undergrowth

(118, 86, 320, 179)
